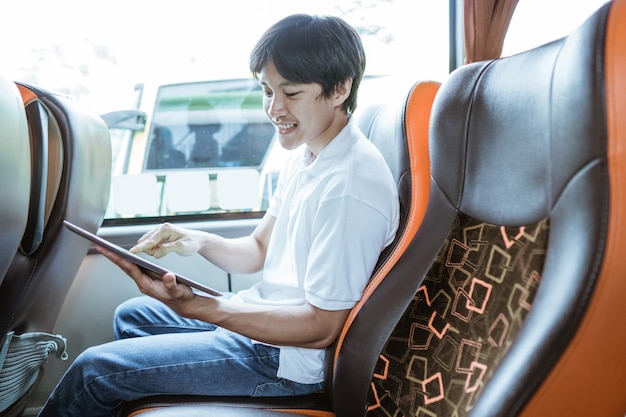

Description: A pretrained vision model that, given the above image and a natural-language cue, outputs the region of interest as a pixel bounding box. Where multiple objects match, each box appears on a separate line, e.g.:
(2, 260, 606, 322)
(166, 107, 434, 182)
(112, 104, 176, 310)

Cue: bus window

(106, 79, 277, 220)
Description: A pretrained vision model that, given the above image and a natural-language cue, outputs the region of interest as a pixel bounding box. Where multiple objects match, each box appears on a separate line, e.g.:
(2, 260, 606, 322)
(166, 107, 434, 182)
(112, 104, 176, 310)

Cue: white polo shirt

(234, 117, 399, 384)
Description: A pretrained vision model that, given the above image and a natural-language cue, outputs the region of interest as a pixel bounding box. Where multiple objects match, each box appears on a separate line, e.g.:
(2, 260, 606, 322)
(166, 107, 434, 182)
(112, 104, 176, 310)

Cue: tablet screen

(64, 220, 222, 296)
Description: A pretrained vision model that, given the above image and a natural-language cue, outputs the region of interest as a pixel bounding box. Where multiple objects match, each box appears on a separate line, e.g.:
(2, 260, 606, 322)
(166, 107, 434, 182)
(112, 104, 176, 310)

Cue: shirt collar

(300, 117, 360, 177)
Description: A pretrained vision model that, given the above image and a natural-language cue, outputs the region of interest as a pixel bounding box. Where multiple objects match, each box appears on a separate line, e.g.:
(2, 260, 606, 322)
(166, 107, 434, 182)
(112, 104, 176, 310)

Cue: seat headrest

(430, 3, 610, 226)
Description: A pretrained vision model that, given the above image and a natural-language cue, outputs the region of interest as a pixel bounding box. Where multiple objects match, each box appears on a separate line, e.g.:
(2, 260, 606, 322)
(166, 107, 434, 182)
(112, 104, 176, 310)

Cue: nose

(266, 95, 287, 120)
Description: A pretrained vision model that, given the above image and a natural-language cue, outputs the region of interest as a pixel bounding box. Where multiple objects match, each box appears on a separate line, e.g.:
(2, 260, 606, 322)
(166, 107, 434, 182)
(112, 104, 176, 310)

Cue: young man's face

(258, 61, 350, 156)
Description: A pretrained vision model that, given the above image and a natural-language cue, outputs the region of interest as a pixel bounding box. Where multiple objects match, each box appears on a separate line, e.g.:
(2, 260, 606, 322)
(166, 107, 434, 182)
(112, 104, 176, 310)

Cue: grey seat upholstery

(0, 82, 112, 416)
(0, 75, 30, 286)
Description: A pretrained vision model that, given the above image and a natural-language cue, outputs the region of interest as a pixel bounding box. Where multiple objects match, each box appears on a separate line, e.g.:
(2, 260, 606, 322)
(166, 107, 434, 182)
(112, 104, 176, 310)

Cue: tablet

(64, 220, 222, 296)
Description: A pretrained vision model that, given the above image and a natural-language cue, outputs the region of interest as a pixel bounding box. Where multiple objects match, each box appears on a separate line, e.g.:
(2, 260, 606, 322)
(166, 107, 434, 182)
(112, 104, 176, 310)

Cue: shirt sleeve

(304, 195, 394, 310)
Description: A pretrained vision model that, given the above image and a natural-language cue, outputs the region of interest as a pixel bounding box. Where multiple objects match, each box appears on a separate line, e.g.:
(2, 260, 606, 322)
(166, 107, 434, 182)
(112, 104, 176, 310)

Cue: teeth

(278, 122, 296, 129)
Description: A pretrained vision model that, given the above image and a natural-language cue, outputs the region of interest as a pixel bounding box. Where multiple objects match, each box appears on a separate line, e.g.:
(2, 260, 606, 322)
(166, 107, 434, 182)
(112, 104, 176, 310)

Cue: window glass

(146, 80, 273, 171)
(106, 80, 276, 218)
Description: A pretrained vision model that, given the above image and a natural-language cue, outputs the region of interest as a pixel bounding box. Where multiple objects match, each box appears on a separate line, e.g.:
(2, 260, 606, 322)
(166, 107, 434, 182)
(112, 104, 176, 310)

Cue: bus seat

(0, 75, 30, 287)
(120, 81, 441, 417)
(365, 0, 626, 416)
(0, 83, 112, 416)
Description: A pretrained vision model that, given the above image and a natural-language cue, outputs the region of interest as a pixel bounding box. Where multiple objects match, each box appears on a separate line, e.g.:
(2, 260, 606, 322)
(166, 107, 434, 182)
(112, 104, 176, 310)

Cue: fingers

(96, 246, 161, 295)
(131, 224, 204, 259)
(95, 246, 137, 276)
(97, 246, 195, 314)
(130, 232, 162, 254)
(130, 223, 179, 256)
(151, 242, 177, 259)
(162, 272, 192, 298)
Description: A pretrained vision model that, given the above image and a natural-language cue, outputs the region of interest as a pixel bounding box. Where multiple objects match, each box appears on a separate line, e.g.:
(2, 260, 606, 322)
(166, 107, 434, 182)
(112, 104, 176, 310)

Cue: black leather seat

(0, 83, 112, 416)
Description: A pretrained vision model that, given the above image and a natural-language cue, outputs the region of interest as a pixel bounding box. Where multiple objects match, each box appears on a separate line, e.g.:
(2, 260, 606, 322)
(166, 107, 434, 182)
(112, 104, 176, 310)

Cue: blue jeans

(37, 296, 324, 417)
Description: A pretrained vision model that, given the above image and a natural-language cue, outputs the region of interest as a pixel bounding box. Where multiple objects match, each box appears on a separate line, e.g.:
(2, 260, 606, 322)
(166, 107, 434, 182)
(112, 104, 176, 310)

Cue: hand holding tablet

(64, 220, 222, 296)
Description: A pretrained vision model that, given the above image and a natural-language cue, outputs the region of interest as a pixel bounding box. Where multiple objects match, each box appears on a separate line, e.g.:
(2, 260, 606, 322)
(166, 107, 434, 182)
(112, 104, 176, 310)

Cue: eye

(262, 88, 273, 98)
(285, 91, 300, 98)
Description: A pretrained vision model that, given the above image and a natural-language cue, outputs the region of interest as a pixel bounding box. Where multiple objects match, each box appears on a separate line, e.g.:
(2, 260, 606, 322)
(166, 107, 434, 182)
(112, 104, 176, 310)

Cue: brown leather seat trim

(520, 0, 626, 414)
(15, 84, 37, 103)
(332, 81, 440, 369)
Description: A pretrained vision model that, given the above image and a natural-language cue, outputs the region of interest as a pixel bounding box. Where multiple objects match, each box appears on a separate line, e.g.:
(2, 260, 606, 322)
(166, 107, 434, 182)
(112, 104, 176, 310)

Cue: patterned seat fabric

(367, 215, 548, 415)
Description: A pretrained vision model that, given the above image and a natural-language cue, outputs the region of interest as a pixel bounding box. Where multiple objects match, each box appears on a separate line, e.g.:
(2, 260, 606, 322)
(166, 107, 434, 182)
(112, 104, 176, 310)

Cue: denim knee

(112, 295, 217, 339)
(112, 296, 151, 339)
(65, 344, 110, 387)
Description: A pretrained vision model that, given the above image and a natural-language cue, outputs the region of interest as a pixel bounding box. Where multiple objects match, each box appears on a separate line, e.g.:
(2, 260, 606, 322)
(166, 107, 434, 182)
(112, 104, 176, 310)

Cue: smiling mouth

(275, 121, 297, 133)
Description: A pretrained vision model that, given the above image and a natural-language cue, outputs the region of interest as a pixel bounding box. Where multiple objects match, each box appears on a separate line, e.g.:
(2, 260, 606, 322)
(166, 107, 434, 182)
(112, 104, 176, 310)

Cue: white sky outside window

(1, 0, 448, 114)
(2, 0, 608, 115)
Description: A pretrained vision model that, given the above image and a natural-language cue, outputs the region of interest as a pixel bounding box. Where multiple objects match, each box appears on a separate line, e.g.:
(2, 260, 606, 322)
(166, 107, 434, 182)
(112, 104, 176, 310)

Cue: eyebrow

(260, 79, 303, 89)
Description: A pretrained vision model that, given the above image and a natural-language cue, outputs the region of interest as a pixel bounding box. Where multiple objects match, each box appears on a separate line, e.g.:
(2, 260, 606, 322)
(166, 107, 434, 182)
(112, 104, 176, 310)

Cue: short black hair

(249, 14, 366, 114)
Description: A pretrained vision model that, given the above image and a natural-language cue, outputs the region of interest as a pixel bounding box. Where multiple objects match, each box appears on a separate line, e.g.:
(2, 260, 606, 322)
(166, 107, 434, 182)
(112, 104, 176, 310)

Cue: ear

(333, 78, 353, 107)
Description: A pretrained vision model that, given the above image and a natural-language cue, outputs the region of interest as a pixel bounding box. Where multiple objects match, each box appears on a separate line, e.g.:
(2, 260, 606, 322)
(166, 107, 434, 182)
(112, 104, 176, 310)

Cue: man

(38, 14, 399, 417)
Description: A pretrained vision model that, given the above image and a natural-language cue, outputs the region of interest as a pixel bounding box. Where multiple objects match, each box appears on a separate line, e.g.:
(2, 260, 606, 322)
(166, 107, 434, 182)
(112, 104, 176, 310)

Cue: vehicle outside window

(104, 79, 282, 221)
(146, 80, 273, 171)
